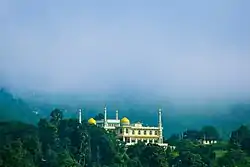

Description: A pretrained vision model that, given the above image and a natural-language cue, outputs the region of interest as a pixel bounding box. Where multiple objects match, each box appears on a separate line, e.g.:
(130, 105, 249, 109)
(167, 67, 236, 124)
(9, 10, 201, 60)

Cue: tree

(50, 108, 63, 125)
(241, 136, 250, 154)
(175, 139, 197, 153)
(58, 150, 80, 167)
(89, 126, 117, 166)
(6, 107, 250, 167)
(0, 139, 37, 167)
(127, 142, 169, 167)
(94, 113, 104, 120)
(167, 134, 180, 146)
(183, 130, 201, 141)
(195, 145, 216, 166)
(141, 144, 168, 167)
(38, 118, 59, 153)
(41, 148, 59, 167)
(126, 141, 146, 159)
(217, 149, 250, 167)
(200, 126, 220, 140)
(0, 89, 38, 124)
(171, 151, 207, 167)
(229, 125, 250, 151)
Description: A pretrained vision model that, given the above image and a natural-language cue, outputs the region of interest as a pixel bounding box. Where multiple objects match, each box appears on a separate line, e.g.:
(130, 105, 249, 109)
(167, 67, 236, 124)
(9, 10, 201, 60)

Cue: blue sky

(1, 0, 250, 99)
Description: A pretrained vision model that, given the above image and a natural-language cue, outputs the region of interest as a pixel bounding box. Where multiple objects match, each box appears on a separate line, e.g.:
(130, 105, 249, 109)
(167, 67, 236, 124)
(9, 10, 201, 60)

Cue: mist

(1, 0, 250, 104)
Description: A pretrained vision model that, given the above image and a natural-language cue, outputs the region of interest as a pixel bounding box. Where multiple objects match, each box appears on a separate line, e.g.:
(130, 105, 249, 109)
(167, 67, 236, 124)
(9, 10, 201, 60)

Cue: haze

(1, 0, 250, 101)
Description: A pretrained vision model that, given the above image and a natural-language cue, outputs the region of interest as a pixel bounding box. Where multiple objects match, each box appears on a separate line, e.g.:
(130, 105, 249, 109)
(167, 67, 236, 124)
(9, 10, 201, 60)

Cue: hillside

(1, 109, 250, 167)
(0, 89, 39, 124)
(3, 89, 250, 138)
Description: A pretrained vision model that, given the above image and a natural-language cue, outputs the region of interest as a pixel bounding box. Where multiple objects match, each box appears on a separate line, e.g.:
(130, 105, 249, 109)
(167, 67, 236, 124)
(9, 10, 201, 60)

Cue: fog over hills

(3, 88, 246, 138)
(1, 87, 250, 139)
(1, 0, 250, 138)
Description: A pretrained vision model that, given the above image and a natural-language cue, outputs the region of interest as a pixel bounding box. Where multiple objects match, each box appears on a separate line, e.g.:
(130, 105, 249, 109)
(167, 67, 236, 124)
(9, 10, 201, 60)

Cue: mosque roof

(88, 118, 96, 125)
(121, 117, 130, 124)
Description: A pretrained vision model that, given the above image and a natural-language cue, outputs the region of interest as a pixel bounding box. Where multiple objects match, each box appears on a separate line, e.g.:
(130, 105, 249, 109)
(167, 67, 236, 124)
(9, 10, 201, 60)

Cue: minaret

(104, 106, 108, 127)
(116, 110, 119, 120)
(158, 108, 163, 144)
(79, 109, 82, 124)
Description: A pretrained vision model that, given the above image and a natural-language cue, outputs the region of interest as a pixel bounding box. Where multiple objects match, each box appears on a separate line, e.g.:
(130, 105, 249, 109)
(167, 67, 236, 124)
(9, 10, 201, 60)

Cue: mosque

(79, 107, 169, 147)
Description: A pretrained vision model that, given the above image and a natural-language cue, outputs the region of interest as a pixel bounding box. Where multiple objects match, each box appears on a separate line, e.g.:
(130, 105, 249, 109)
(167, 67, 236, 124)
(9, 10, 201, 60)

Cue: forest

(1, 89, 250, 166)
(1, 108, 250, 167)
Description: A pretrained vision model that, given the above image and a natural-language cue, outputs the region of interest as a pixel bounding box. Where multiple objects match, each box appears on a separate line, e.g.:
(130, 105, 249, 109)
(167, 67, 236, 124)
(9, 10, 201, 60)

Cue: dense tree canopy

(200, 126, 220, 140)
(0, 89, 39, 124)
(1, 108, 250, 167)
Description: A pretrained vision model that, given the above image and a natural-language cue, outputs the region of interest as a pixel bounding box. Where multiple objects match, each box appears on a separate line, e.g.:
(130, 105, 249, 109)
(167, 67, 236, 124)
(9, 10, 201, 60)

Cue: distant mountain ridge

(1, 89, 250, 138)
(0, 89, 39, 124)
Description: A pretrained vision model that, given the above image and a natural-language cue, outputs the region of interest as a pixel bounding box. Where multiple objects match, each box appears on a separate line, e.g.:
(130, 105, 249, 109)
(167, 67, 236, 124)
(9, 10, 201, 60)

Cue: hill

(6, 90, 250, 138)
(1, 109, 250, 167)
(0, 89, 39, 124)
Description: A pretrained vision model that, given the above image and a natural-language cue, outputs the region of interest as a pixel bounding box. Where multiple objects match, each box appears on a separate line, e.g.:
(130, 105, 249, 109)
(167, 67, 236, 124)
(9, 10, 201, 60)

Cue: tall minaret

(104, 106, 108, 127)
(116, 110, 119, 120)
(79, 109, 82, 124)
(158, 108, 163, 144)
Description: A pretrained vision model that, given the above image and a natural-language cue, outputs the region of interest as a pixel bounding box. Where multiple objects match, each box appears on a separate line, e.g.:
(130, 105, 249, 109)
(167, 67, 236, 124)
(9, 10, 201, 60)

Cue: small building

(82, 107, 168, 147)
(182, 129, 218, 145)
(199, 139, 218, 145)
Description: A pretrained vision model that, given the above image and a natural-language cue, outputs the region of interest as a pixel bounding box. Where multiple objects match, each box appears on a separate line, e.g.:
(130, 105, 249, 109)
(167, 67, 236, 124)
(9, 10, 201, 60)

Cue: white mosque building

(79, 107, 168, 147)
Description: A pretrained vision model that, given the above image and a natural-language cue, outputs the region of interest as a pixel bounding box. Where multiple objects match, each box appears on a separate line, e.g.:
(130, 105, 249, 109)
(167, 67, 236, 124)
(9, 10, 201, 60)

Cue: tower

(158, 108, 163, 143)
(116, 110, 119, 120)
(104, 106, 108, 127)
(79, 109, 82, 124)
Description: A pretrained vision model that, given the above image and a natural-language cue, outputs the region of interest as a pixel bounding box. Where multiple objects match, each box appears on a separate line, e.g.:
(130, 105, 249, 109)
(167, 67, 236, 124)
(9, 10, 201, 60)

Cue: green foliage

(1, 108, 250, 167)
(0, 89, 39, 124)
(57, 150, 80, 167)
(217, 149, 250, 167)
(127, 143, 168, 167)
(94, 113, 104, 120)
(171, 151, 207, 167)
(200, 126, 220, 140)
(0, 139, 37, 167)
(167, 134, 180, 146)
(50, 109, 63, 125)
(214, 150, 227, 158)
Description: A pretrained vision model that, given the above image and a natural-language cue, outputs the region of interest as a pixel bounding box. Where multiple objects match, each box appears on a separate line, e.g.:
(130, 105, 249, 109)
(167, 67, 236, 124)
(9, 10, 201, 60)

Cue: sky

(1, 0, 250, 100)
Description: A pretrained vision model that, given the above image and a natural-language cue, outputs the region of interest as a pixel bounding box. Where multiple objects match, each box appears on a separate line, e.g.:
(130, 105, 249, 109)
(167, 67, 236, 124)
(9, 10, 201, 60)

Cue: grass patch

(214, 150, 227, 158)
